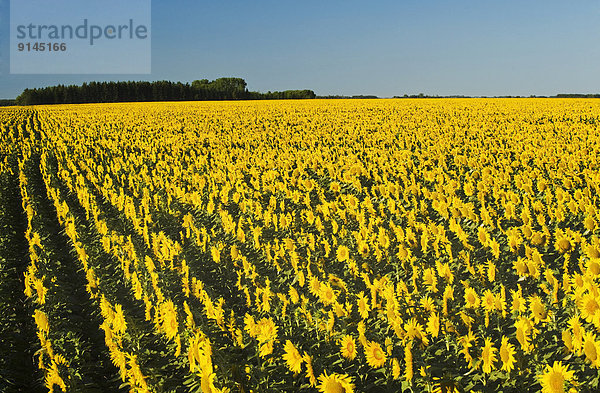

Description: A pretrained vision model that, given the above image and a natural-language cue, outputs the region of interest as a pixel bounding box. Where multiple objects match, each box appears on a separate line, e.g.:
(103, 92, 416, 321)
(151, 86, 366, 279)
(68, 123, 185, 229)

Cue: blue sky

(1, 0, 600, 98)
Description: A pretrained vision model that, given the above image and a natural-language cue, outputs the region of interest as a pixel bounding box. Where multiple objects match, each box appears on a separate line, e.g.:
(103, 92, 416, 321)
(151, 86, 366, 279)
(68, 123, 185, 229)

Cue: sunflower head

(339, 335, 357, 360)
(539, 361, 574, 393)
(499, 336, 516, 372)
(317, 371, 354, 393)
(364, 341, 387, 368)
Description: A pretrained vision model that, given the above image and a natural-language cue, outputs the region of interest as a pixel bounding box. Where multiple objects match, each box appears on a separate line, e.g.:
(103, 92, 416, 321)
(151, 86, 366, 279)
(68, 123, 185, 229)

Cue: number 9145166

(18, 42, 67, 52)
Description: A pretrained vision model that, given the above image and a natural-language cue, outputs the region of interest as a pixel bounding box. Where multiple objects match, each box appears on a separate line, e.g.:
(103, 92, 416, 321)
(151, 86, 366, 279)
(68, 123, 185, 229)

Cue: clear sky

(1, 0, 600, 98)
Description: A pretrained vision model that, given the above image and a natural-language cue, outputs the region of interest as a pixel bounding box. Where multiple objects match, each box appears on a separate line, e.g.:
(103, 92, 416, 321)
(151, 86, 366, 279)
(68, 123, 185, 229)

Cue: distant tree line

(317, 95, 379, 99)
(0, 99, 16, 106)
(393, 94, 472, 98)
(14, 78, 316, 105)
(555, 94, 600, 98)
(393, 93, 600, 99)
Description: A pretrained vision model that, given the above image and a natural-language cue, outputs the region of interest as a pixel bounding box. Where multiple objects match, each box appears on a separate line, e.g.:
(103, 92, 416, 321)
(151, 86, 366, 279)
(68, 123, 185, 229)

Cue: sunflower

(514, 258, 529, 276)
(499, 336, 516, 372)
(109, 348, 127, 377)
(586, 258, 600, 276)
(423, 268, 438, 292)
(34, 309, 49, 336)
(317, 371, 354, 393)
(481, 337, 497, 374)
(427, 313, 440, 338)
(554, 235, 572, 254)
(464, 287, 480, 309)
(539, 361, 574, 393)
(585, 244, 600, 259)
(283, 340, 303, 373)
(582, 332, 600, 368)
(256, 317, 278, 344)
(482, 290, 496, 314)
(568, 316, 584, 353)
(404, 318, 429, 345)
(112, 304, 127, 335)
(562, 330, 574, 353)
(339, 335, 357, 360)
(160, 300, 179, 340)
(511, 288, 527, 314)
(259, 341, 274, 357)
(392, 357, 401, 379)
(45, 361, 67, 392)
(304, 353, 317, 387)
(309, 276, 322, 297)
(320, 284, 337, 305)
(529, 295, 547, 324)
(478, 226, 489, 246)
(356, 292, 370, 320)
(515, 317, 532, 353)
(34, 279, 47, 305)
(579, 293, 600, 323)
(336, 245, 350, 262)
(584, 215, 597, 231)
(364, 341, 387, 368)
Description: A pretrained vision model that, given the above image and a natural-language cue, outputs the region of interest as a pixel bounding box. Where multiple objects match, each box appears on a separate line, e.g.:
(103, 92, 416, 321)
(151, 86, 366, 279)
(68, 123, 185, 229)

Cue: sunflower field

(1, 98, 600, 393)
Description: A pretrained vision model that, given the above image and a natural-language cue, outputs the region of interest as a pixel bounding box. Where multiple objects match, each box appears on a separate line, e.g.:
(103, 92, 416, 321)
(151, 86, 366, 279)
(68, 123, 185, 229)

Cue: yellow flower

(112, 303, 127, 335)
(45, 361, 66, 392)
(511, 288, 526, 314)
(320, 283, 337, 305)
(555, 236, 572, 254)
(515, 317, 532, 353)
(283, 340, 303, 373)
(464, 287, 480, 309)
(304, 353, 317, 387)
(109, 348, 127, 377)
(582, 332, 600, 368)
(459, 331, 477, 369)
(339, 335, 357, 360)
(317, 371, 354, 393)
(562, 330, 574, 353)
(514, 258, 529, 276)
(529, 295, 547, 324)
(423, 268, 438, 292)
(34, 310, 49, 335)
(404, 318, 429, 346)
(392, 357, 401, 379)
(336, 245, 349, 262)
(256, 317, 278, 344)
(499, 336, 516, 373)
(426, 313, 440, 338)
(34, 279, 47, 304)
(481, 337, 497, 374)
(584, 215, 597, 231)
(309, 276, 322, 297)
(539, 361, 574, 393)
(482, 289, 496, 314)
(356, 292, 370, 319)
(364, 341, 387, 368)
(259, 341, 274, 357)
(160, 300, 179, 340)
(579, 292, 600, 323)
